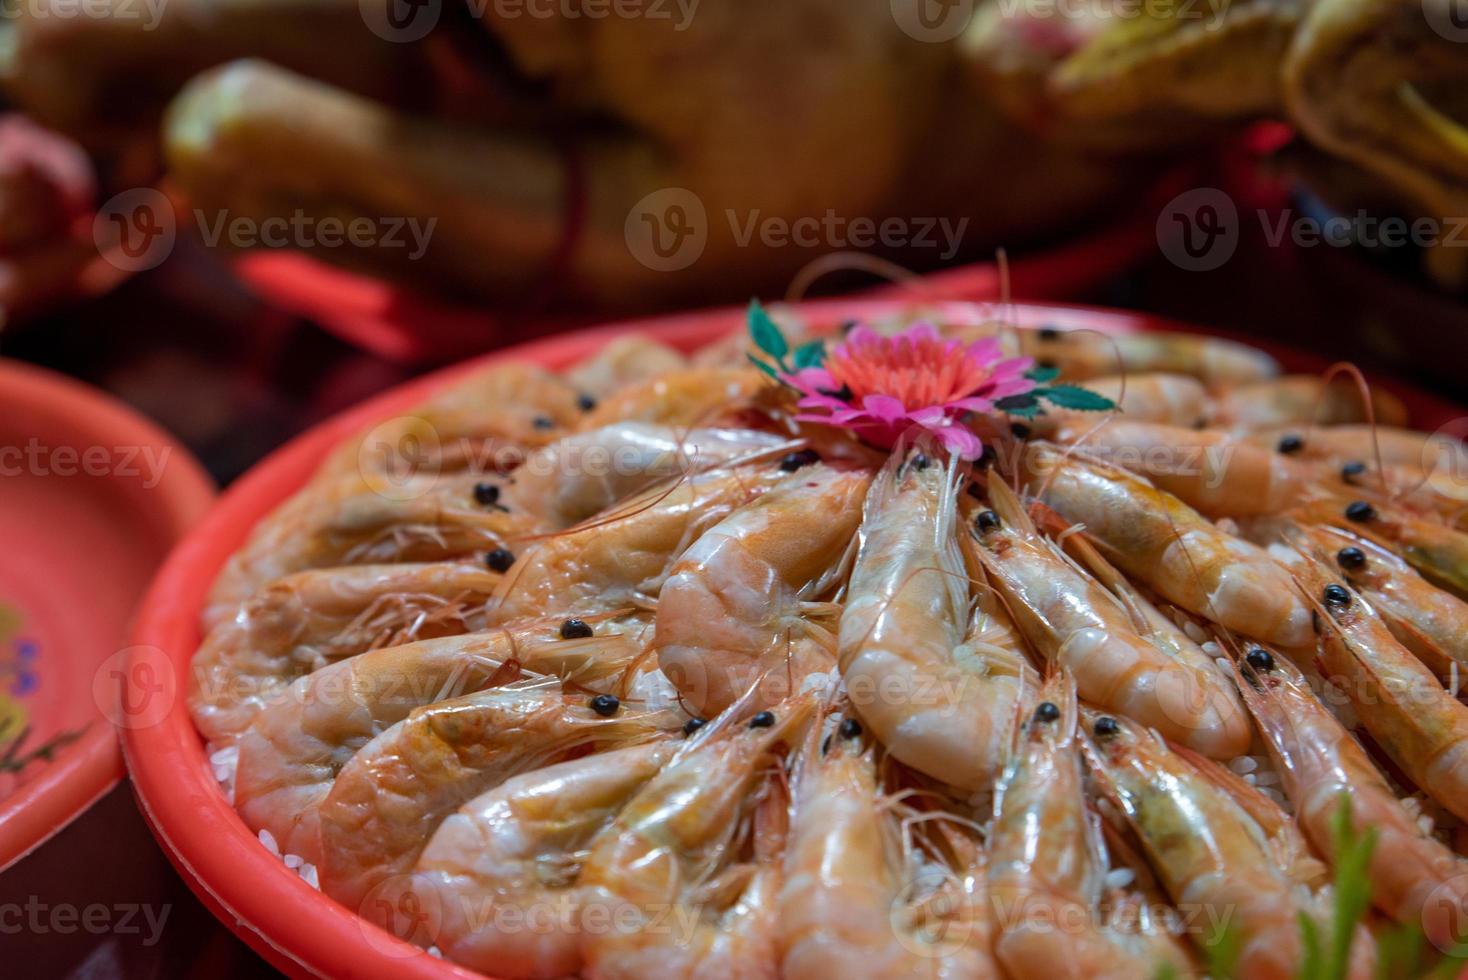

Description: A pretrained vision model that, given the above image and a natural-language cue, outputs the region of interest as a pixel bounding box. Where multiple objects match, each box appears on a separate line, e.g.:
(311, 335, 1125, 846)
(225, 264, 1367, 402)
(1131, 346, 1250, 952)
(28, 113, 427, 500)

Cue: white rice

(209, 744, 240, 805)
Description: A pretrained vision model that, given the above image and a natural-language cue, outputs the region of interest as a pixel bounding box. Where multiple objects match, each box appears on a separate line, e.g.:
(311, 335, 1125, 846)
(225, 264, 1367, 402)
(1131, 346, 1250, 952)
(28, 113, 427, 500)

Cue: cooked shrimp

(577, 368, 766, 432)
(974, 478, 1248, 758)
(1294, 494, 1468, 599)
(408, 741, 679, 977)
(1233, 642, 1468, 950)
(1290, 523, 1468, 685)
(233, 628, 642, 864)
(1022, 442, 1313, 647)
(838, 449, 1029, 791)
(1053, 420, 1312, 517)
(989, 674, 1195, 978)
(324, 362, 583, 479)
(566, 334, 689, 400)
(1017, 327, 1279, 389)
(1036, 372, 1209, 431)
(1209, 375, 1408, 431)
(206, 471, 524, 626)
(577, 693, 816, 980)
(496, 422, 787, 530)
(1245, 424, 1468, 474)
(655, 463, 870, 716)
(779, 713, 1000, 979)
(489, 462, 791, 625)
(317, 681, 675, 915)
(1286, 549, 1468, 824)
(1083, 711, 1376, 980)
(191, 562, 500, 744)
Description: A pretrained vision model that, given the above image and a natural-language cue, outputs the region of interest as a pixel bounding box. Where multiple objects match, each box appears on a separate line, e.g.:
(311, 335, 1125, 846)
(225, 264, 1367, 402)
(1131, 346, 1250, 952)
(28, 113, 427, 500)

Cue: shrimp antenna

(1317, 361, 1414, 501)
(783, 252, 929, 304)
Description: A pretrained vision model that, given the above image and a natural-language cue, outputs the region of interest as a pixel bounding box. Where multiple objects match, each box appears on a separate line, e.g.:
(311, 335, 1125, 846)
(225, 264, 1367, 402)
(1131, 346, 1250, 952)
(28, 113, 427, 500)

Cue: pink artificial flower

(784, 322, 1034, 459)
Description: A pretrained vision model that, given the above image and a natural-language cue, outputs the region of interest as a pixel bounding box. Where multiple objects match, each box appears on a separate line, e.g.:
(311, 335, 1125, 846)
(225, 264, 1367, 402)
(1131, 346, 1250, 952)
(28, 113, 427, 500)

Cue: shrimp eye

(839, 717, 863, 739)
(590, 694, 621, 717)
(473, 483, 501, 506)
(910, 454, 932, 472)
(1276, 434, 1304, 455)
(1337, 547, 1367, 571)
(485, 548, 516, 573)
(1010, 422, 1032, 440)
(683, 718, 706, 736)
(1345, 501, 1376, 523)
(560, 618, 594, 639)
(749, 711, 776, 729)
(1341, 461, 1367, 483)
(975, 510, 1002, 534)
(1038, 327, 1061, 342)
(533, 415, 556, 431)
(1093, 717, 1120, 739)
(1323, 584, 1352, 607)
(1245, 648, 1276, 673)
(779, 449, 820, 472)
(576, 393, 598, 413)
(1033, 702, 1060, 725)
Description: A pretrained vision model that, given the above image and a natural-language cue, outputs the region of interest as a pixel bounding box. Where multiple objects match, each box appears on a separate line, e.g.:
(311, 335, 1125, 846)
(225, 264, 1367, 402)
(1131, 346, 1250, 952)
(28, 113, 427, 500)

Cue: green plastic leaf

(1025, 365, 1061, 384)
(1039, 384, 1117, 412)
(792, 340, 826, 370)
(748, 300, 788, 364)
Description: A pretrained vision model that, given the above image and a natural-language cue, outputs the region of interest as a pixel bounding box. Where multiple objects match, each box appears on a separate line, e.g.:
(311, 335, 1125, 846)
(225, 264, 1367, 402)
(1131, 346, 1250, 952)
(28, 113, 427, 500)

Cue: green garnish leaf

(1322, 796, 1376, 980)
(1201, 916, 1242, 980)
(748, 300, 789, 364)
(1038, 384, 1117, 412)
(792, 340, 826, 370)
(746, 353, 782, 383)
(1025, 365, 1061, 384)
(995, 393, 1043, 419)
(1299, 911, 1324, 980)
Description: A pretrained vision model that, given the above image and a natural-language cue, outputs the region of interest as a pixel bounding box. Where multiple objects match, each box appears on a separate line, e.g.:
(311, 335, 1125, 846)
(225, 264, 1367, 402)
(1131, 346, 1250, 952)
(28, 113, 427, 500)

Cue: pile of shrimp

(189, 315, 1468, 978)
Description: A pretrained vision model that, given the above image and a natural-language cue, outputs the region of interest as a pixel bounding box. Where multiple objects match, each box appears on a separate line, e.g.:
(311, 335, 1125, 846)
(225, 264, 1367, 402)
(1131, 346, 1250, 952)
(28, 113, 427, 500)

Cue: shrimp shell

(233, 628, 641, 864)
(190, 562, 500, 744)
(1233, 643, 1468, 950)
(317, 683, 674, 917)
(1023, 442, 1312, 647)
(408, 741, 679, 977)
(1083, 711, 1376, 980)
(838, 450, 1029, 791)
(655, 463, 870, 716)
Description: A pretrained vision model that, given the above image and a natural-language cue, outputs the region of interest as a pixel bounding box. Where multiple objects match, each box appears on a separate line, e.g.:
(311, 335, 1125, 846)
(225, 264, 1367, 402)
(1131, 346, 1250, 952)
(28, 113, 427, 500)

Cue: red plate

(0, 360, 214, 871)
(121, 300, 1465, 979)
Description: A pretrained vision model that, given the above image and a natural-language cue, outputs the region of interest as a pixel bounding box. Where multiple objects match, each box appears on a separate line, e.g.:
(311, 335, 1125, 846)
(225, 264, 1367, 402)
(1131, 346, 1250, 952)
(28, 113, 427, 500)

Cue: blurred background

(0, 0, 1464, 974)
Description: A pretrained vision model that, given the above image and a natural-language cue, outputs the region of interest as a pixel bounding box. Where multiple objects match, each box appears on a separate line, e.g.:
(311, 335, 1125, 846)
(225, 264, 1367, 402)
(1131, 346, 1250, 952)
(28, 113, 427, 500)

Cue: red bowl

(0, 360, 214, 871)
(122, 300, 1466, 979)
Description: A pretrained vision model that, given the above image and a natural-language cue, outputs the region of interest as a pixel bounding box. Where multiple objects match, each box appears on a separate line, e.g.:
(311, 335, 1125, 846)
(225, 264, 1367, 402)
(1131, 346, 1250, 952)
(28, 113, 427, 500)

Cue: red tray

(121, 299, 1465, 978)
